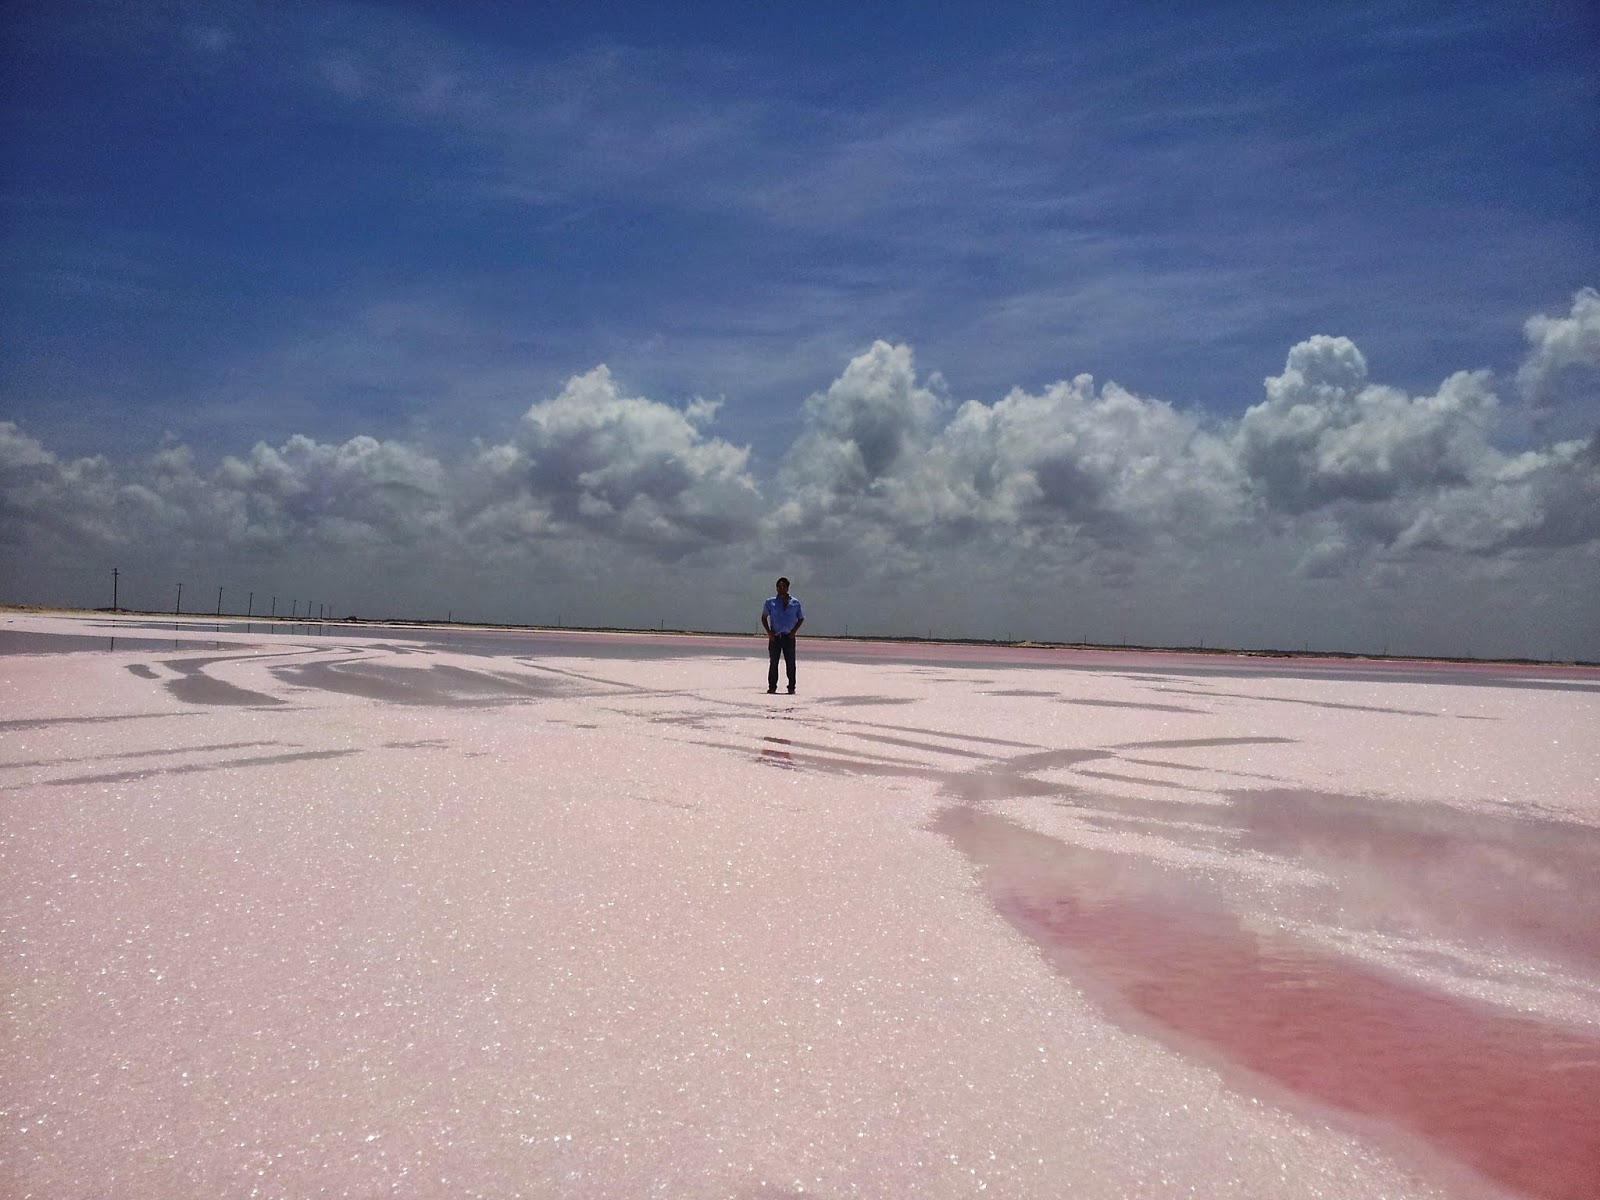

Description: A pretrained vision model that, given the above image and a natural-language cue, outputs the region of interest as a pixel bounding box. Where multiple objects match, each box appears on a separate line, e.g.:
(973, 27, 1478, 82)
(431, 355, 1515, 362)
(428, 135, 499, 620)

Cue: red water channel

(938, 800, 1600, 1200)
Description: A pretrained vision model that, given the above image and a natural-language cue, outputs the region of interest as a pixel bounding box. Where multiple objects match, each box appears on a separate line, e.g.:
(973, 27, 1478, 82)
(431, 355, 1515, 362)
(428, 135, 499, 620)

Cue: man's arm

(761, 603, 774, 636)
(792, 617, 804, 634)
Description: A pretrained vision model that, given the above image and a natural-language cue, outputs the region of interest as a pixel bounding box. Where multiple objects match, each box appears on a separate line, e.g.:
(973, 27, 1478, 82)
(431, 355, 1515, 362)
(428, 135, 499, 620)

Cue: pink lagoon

(2, 612, 1597, 1199)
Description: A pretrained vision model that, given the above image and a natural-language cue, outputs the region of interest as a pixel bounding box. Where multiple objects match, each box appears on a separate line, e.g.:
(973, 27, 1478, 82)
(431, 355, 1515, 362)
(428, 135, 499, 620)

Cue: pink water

(3, 612, 1598, 1198)
(939, 804, 1600, 1200)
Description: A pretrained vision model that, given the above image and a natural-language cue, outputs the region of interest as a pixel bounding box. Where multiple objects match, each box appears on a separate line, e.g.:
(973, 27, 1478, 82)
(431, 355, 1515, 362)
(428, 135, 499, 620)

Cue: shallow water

(0, 629, 194, 655)
(937, 802, 1600, 1200)
(16, 614, 1600, 691)
(3, 613, 1597, 1198)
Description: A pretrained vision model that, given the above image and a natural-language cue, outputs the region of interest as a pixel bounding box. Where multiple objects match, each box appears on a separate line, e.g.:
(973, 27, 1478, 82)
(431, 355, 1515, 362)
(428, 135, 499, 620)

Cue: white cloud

(926, 374, 1244, 542)
(1391, 436, 1600, 555)
(485, 365, 763, 555)
(4, 302, 1598, 656)
(1517, 286, 1600, 412)
(1237, 336, 1497, 512)
(771, 340, 1244, 565)
(0, 422, 122, 545)
(779, 341, 943, 490)
(212, 434, 451, 549)
(0, 421, 55, 472)
(4, 365, 762, 568)
(1227, 324, 1599, 574)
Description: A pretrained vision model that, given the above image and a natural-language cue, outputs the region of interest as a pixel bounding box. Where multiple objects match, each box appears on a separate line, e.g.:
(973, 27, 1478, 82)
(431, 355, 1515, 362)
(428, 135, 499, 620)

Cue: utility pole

(247, 592, 253, 617)
(291, 600, 297, 618)
(175, 583, 183, 615)
(217, 587, 223, 617)
(271, 596, 276, 618)
(112, 567, 119, 613)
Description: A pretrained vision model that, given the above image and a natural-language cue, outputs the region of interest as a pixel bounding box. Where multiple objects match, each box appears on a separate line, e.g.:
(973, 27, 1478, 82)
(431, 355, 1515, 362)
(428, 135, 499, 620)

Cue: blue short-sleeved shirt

(763, 594, 804, 634)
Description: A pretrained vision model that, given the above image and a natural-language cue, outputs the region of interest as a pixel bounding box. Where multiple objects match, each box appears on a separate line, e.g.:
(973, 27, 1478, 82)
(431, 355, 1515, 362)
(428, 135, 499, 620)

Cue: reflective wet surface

(0, 629, 192, 655)
(4, 613, 1598, 1199)
(937, 804, 1600, 1200)
(10, 615, 1599, 690)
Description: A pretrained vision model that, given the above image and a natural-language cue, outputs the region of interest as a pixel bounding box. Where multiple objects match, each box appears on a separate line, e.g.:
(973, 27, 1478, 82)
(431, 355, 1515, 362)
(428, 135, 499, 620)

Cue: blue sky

(2, 2, 1597, 658)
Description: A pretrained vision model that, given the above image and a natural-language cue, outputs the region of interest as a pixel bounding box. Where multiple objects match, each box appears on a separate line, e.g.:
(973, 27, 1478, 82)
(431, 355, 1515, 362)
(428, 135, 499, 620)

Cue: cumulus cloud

(1517, 286, 1600, 412)
(3, 298, 1598, 656)
(2, 362, 765, 621)
(922, 374, 1243, 543)
(1, 421, 459, 575)
(212, 435, 452, 549)
(1390, 435, 1600, 555)
(481, 365, 763, 554)
(771, 341, 1243, 564)
(1237, 336, 1497, 513)
(1228, 327, 1599, 573)
(0, 422, 123, 546)
(757, 319, 1597, 652)
(770, 341, 946, 555)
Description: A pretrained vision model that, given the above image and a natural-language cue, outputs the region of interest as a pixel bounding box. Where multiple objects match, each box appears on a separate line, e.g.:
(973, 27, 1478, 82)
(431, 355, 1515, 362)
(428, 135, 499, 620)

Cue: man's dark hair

(776, 577, 789, 586)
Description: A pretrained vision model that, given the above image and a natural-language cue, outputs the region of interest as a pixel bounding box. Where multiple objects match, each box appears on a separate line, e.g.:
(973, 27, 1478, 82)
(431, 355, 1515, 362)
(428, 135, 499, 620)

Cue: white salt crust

(2, 614, 1596, 1199)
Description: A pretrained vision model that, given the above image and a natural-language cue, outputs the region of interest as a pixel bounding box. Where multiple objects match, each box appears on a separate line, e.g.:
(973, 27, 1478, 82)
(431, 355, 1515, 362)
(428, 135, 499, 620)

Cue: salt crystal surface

(2, 613, 1598, 1198)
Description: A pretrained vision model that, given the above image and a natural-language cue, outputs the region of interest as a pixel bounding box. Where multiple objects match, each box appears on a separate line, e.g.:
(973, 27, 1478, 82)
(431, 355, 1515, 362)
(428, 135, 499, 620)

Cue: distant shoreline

(4, 603, 1593, 670)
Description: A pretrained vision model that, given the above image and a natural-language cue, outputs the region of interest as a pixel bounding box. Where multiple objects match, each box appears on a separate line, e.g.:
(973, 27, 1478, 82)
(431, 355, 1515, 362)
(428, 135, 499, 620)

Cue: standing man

(761, 576, 804, 694)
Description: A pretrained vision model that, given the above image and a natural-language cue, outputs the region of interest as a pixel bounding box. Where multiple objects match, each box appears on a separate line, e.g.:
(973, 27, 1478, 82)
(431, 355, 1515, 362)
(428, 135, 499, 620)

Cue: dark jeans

(768, 632, 796, 691)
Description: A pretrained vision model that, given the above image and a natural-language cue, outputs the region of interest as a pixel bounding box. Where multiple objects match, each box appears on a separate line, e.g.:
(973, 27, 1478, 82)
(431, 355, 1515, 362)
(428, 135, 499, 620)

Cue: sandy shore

(2, 613, 1597, 1199)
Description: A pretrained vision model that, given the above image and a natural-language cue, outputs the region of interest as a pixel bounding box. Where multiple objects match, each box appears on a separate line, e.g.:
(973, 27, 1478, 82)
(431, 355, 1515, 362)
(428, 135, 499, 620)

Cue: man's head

(775, 577, 790, 597)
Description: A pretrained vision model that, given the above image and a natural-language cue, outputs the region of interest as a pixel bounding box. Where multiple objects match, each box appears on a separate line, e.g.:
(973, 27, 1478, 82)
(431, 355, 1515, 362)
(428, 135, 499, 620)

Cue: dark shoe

(767, 687, 777, 694)
(787, 687, 796, 694)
